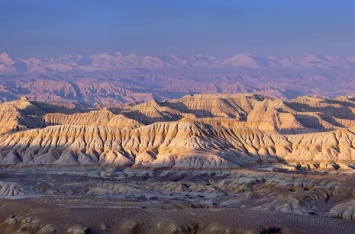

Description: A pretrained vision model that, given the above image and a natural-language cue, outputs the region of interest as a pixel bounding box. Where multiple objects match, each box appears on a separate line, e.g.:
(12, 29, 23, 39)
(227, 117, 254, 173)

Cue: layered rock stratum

(1, 93, 355, 170)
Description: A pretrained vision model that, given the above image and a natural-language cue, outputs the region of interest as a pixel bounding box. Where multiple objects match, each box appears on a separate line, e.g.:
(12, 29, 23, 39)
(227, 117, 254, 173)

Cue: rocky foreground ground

(1, 167, 355, 233)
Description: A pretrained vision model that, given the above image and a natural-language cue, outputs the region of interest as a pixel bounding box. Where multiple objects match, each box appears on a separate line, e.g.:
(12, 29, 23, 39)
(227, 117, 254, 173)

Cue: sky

(0, 0, 355, 58)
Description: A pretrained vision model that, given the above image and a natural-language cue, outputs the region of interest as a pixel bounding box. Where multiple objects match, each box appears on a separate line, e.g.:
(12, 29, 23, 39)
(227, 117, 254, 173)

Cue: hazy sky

(1, 0, 355, 58)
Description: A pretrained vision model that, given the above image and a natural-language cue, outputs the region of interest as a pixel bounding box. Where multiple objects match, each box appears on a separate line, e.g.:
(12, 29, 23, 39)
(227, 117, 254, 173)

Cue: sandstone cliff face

(0, 94, 355, 169)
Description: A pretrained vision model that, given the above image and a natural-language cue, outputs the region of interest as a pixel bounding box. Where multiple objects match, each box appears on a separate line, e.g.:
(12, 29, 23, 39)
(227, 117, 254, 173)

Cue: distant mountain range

(0, 52, 355, 105)
(2, 52, 355, 74)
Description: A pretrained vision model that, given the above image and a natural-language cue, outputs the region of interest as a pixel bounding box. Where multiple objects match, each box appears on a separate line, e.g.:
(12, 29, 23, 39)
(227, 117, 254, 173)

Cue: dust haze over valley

(2, 0, 355, 233)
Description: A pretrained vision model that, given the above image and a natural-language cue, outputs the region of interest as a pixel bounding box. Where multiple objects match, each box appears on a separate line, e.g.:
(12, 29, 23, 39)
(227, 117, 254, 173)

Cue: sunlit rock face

(0, 93, 355, 169)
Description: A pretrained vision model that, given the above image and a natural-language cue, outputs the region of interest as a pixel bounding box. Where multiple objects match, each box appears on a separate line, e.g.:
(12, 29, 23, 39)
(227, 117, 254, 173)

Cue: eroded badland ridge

(1, 93, 355, 169)
(1, 93, 355, 233)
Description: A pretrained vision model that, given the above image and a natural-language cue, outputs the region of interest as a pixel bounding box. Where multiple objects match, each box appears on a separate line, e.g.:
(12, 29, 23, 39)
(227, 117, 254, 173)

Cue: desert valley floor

(1, 93, 355, 233)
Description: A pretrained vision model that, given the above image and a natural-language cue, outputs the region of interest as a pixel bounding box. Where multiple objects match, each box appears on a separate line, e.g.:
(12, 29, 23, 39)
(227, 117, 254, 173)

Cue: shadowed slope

(0, 118, 355, 169)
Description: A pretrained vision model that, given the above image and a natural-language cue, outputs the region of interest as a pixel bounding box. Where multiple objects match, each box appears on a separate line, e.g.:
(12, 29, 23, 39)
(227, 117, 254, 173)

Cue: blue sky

(1, 0, 354, 58)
